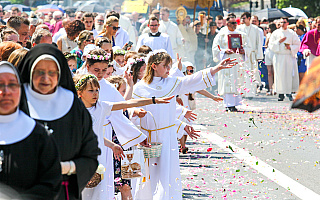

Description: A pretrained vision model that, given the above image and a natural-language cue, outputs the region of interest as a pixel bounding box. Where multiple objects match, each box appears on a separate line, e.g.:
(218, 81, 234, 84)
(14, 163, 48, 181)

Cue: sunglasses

(86, 39, 94, 43)
(187, 69, 194, 73)
(55, 17, 62, 20)
(110, 26, 120, 31)
(229, 22, 237, 25)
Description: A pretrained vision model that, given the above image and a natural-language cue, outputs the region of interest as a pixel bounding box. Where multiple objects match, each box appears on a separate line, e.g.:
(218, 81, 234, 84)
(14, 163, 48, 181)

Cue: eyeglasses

(55, 17, 62, 20)
(110, 26, 120, 31)
(33, 70, 59, 77)
(229, 22, 237, 25)
(0, 83, 20, 92)
(97, 20, 104, 23)
(149, 24, 159, 27)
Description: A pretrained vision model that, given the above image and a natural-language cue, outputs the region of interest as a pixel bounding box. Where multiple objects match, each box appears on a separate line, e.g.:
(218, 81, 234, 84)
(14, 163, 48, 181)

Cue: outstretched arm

(196, 89, 223, 102)
(111, 96, 174, 111)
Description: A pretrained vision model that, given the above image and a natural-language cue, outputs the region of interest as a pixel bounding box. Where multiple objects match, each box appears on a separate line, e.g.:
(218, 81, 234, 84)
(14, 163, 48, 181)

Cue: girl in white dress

(132, 50, 236, 200)
(76, 74, 173, 200)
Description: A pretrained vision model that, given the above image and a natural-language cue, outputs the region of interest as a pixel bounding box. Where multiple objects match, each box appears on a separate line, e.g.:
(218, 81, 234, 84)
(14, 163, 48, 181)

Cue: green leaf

(256, 161, 258, 165)
(228, 145, 234, 152)
(236, 169, 240, 172)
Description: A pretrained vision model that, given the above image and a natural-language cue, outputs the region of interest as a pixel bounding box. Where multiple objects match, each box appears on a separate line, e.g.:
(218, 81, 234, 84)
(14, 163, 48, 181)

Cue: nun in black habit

(0, 61, 61, 200)
(18, 44, 101, 200)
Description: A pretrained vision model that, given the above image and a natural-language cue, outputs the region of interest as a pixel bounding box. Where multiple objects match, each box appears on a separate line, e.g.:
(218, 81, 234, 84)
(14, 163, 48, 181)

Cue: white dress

(158, 20, 183, 56)
(269, 28, 300, 94)
(82, 79, 147, 200)
(132, 68, 215, 200)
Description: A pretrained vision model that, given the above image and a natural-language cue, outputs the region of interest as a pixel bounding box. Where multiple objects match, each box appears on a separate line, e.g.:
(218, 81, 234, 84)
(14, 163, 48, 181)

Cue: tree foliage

(9, 0, 24, 4)
(277, 0, 320, 18)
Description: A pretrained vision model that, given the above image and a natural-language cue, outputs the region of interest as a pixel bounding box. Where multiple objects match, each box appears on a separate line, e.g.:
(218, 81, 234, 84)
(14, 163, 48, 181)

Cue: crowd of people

(0, 2, 319, 200)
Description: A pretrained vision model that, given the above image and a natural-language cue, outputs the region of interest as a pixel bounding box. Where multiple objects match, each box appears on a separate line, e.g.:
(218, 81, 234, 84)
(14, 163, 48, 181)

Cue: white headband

(0, 65, 15, 74)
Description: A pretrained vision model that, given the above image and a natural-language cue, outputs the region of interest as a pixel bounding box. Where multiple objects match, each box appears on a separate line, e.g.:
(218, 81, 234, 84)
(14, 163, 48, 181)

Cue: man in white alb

(212, 13, 249, 111)
(136, 16, 174, 58)
(268, 17, 300, 101)
(158, 7, 184, 57)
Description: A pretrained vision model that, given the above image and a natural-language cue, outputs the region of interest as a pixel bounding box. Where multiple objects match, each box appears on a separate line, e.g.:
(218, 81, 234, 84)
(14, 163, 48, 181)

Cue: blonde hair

(142, 52, 172, 84)
(106, 76, 126, 90)
(100, 16, 119, 35)
(7, 48, 28, 67)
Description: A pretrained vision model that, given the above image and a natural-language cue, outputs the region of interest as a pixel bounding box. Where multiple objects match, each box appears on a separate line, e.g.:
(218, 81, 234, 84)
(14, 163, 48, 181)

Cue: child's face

(114, 55, 125, 67)
(79, 84, 99, 107)
(152, 60, 170, 78)
(101, 43, 112, 53)
(68, 59, 77, 72)
(138, 63, 146, 80)
(87, 62, 108, 81)
(104, 67, 114, 79)
(186, 66, 194, 75)
(118, 83, 126, 97)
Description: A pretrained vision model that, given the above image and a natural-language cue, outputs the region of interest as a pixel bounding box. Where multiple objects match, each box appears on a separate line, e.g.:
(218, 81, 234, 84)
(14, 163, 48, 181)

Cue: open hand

(155, 95, 175, 104)
(112, 144, 125, 161)
(212, 96, 223, 102)
(285, 44, 291, 50)
(184, 110, 197, 122)
(184, 125, 200, 139)
(218, 58, 238, 70)
(176, 53, 182, 71)
(124, 71, 134, 87)
(176, 96, 184, 106)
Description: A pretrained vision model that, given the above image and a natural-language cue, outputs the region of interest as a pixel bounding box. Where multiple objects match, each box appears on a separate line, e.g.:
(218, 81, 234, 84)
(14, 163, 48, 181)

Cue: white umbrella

(282, 6, 308, 19)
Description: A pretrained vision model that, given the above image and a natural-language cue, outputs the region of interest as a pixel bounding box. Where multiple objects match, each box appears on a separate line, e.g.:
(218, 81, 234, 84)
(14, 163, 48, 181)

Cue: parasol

(282, 6, 308, 19)
(36, 4, 65, 14)
(4, 4, 31, 12)
(254, 8, 292, 20)
(292, 56, 320, 112)
(76, 4, 108, 13)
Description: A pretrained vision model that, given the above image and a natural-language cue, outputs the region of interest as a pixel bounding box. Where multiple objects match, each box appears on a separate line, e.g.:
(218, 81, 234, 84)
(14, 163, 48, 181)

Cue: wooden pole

(193, 0, 198, 22)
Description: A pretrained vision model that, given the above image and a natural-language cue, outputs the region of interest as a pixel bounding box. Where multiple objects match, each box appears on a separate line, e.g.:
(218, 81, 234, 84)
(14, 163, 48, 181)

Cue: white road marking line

(196, 125, 320, 200)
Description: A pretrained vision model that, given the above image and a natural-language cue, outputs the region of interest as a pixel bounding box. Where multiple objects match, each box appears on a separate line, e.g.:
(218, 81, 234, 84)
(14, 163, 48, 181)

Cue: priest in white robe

(269, 17, 300, 101)
(237, 12, 263, 98)
(136, 16, 174, 59)
(158, 7, 184, 57)
(212, 13, 248, 111)
(178, 18, 198, 63)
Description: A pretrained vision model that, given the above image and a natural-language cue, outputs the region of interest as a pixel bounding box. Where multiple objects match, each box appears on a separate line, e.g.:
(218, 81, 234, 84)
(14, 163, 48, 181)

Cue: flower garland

(113, 49, 126, 55)
(75, 74, 98, 90)
(125, 57, 146, 72)
(86, 53, 111, 61)
(65, 53, 77, 59)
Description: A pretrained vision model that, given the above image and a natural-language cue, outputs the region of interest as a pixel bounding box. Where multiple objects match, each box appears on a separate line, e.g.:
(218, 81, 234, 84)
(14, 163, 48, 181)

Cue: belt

(140, 124, 175, 142)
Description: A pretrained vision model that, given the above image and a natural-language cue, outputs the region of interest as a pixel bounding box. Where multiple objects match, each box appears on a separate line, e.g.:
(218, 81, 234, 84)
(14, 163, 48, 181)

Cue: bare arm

(104, 138, 124, 160)
(111, 96, 174, 111)
(124, 71, 133, 100)
(196, 89, 223, 102)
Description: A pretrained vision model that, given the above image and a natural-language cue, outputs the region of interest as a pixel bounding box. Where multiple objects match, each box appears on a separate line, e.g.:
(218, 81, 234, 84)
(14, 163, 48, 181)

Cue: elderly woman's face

(32, 60, 59, 95)
(0, 73, 20, 115)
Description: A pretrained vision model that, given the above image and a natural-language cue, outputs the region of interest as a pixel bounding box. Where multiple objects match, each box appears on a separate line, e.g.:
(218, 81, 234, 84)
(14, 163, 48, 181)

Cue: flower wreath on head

(86, 53, 112, 61)
(125, 57, 146, 72)
(65, 53, 77, 59)
(145, 49, 168, 65)
(113, 49, 126, 55)
(75, 74, 98, 90)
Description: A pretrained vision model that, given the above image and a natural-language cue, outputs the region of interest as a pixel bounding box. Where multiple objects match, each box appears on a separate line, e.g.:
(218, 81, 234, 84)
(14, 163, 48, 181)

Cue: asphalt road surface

(180, 94, 320, 200)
